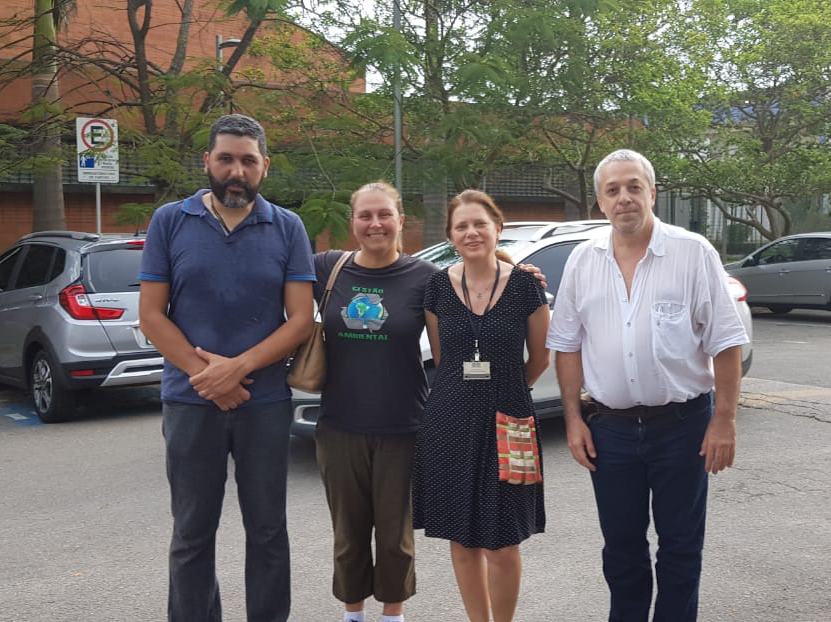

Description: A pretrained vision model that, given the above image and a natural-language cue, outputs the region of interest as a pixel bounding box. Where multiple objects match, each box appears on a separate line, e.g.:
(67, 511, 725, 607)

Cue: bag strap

(317, 251, 353, 317)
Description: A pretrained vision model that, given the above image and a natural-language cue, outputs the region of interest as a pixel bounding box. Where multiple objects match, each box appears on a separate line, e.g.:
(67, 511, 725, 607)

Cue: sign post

(76, 117, 119, 235)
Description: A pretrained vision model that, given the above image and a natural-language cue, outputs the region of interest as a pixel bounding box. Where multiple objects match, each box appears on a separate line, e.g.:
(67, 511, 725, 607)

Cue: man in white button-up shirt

(547, 149, 748, 622)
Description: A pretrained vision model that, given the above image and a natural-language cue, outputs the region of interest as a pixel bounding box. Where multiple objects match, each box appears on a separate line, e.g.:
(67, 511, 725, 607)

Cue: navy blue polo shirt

(139, 189, 316, 405)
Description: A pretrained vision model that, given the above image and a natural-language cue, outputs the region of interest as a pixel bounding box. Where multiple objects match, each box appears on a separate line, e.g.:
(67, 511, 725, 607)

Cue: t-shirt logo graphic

(341, 293, 388, 332)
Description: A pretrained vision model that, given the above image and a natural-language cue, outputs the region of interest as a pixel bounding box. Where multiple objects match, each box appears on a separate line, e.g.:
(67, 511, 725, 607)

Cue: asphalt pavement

(1, 310, 829, 621)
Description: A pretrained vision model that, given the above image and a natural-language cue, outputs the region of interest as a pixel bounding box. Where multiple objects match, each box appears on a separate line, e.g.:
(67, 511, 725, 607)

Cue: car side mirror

(743, 256, 759, 268)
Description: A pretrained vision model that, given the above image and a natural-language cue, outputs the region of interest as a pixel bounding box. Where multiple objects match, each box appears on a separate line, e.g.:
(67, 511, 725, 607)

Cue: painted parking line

(0, 404, 41, 426)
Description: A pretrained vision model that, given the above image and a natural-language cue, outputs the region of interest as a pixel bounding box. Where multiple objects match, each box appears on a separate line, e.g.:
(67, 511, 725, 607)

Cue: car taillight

(59, 284, 125, 320)
(726, 276, 747, 302)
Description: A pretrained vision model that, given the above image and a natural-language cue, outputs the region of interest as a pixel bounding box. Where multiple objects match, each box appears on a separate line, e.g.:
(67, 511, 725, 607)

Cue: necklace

(205, 194, 231, 235)
(461, 263, 501, 306)
(465, 277, 495, 299)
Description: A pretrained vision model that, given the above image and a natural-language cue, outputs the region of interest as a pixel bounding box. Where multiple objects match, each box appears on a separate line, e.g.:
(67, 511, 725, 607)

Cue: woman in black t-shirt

(313, 181, 436, 622)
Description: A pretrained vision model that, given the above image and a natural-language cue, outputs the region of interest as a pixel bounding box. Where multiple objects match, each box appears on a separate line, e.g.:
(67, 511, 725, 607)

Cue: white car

(289, 221, 753, 435)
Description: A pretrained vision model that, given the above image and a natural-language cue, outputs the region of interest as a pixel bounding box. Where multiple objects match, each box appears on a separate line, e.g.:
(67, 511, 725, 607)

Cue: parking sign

(76, 117, 119, 183)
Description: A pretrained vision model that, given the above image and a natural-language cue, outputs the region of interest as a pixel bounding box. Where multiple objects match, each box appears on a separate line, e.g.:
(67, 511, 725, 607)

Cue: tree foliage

(300, 0, 696, 221)
(490, 0, 685, 218)
(3, 0, 831, 244)
(649, 0, 831, 240)
(295, 0, 831, 240)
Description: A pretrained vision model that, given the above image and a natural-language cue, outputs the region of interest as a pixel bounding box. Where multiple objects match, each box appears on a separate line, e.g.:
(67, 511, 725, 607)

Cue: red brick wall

(0, 191, 152, 250)
(0, 0, 364, 122)
(503, 201, 568, 222)
(0, 0, 366, 246)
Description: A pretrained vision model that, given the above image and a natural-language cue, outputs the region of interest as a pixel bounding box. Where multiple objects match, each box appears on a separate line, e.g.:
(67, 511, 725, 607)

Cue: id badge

(463, 360, 491, 380)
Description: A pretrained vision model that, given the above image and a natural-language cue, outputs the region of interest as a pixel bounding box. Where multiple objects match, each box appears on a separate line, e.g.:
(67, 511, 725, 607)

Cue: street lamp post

(215, 35, 242, 112)
(215, 34, 241, 65)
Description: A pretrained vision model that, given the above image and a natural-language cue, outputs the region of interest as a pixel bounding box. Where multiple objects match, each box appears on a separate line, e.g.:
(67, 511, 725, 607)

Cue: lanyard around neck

(461, 261, 500, 360)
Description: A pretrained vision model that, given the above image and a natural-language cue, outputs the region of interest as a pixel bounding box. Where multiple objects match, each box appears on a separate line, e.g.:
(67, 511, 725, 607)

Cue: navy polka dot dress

(412, 267, 547, 550)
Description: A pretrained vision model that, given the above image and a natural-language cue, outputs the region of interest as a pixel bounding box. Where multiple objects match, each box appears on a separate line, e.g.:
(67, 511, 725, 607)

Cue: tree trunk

(128, 0, 157, 135)
(576, 169, 590, 220)
(163, 0, 195, 135)
(31, 0, 65, 232)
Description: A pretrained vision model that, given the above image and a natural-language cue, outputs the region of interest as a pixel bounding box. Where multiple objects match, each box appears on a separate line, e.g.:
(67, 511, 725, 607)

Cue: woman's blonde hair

(446, 189, 514, 265)
(350, 180, 404, 252)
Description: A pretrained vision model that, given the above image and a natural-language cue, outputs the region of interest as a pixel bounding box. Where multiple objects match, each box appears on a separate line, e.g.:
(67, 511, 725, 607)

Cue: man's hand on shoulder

(190, 347, 253, 401)
(517, 263, 548, 290)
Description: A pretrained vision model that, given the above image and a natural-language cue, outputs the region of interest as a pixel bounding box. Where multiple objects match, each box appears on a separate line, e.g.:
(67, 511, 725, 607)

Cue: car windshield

(84, 248, 144, 292)
(415, 239, 531, 269)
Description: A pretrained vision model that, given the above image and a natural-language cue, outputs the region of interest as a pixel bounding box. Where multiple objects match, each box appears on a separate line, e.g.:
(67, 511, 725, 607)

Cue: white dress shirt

(546, 218, 749, 409)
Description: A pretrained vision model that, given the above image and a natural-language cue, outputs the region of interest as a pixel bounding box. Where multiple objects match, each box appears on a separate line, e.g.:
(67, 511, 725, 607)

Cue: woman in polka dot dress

(412, 190, 550, 622)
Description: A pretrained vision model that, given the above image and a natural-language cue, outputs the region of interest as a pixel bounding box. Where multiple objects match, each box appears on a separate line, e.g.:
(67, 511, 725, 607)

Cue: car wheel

(30, 350, 75, 423)
(767, 306, 793, 314)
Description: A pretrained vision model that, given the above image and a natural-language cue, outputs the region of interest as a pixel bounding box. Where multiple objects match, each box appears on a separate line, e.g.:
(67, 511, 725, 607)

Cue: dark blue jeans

(587, 393, 712, 622)
(162, 400, 293, 622)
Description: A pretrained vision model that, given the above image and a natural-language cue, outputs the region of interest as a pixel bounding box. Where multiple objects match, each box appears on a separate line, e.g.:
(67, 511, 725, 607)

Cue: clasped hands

(189, 347, 253, 411)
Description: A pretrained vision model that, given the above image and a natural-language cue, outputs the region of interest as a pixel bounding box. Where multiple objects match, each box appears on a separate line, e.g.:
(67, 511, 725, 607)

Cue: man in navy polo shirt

(139, 114, 315, 622)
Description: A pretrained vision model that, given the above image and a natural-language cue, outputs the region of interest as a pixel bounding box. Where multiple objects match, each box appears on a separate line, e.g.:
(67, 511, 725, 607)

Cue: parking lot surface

(1, 311, 829, 621)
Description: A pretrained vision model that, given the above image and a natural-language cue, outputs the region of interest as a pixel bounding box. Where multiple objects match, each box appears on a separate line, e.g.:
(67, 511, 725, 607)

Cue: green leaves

(296, 196, 351, 246)
(224, 0, 290, 20)
(342, 19, 421, 76)
(114, 202, 158, 230)
(648, 0, 831, 238)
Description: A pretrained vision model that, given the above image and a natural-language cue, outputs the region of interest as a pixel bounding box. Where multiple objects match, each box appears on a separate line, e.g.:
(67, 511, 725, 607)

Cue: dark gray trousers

(163, 400, 292, 622)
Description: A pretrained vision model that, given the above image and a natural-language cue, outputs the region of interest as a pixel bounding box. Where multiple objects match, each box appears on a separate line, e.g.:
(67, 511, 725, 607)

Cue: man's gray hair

(208, 114, 267, 157)
(593, 149, 655, 195)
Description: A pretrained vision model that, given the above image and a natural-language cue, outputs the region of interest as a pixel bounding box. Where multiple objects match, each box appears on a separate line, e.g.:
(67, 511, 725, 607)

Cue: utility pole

(393, 0, 403, 195)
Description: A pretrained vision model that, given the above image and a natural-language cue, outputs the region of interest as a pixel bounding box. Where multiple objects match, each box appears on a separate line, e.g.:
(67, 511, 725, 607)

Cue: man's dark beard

(207, 172, 260, 209)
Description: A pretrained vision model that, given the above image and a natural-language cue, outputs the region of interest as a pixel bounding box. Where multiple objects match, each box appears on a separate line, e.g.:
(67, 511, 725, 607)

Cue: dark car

(724, 232, 831, 313)
(0, 231, 163, 423)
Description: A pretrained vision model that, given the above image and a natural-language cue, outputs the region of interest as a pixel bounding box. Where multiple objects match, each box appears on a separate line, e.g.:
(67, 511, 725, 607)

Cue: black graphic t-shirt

(313, 251, 439, 434)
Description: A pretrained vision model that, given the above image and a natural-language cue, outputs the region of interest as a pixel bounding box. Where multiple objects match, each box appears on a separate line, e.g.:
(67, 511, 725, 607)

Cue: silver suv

(0, 231, 163, 423)
(289, 220, 753, 436)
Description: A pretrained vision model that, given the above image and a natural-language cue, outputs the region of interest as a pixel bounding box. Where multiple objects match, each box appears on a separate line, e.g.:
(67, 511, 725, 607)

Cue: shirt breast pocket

(651, 302, 698, 361)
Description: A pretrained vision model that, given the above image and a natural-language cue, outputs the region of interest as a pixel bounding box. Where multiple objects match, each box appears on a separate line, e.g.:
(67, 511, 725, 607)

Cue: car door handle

(777, 270, 790, 275)
(28, 294, 44, 301)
